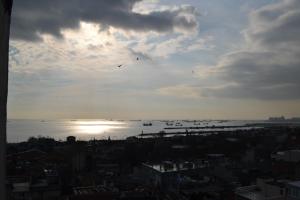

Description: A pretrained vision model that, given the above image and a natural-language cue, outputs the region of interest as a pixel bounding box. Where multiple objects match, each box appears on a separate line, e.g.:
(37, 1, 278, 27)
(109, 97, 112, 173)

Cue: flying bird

(117, 64, 123, 68)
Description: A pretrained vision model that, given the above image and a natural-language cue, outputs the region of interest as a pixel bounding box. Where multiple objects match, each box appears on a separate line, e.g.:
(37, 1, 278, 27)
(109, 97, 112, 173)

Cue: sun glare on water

(72, 120, 125, 135)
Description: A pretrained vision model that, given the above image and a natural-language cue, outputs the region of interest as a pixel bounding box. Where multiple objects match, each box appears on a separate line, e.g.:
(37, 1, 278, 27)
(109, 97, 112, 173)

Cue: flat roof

(266, 179, 289, 188)
(235, 186, 265, 200)
(143, 161, 208, 173)
(73, 185, 114, 195)
(288, 181, 300, 188)
(13, 182, 30, 193)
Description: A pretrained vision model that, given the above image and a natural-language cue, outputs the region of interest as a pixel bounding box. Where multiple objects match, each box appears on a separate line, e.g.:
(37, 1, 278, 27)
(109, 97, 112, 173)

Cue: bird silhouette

(117, 64, 122, 68)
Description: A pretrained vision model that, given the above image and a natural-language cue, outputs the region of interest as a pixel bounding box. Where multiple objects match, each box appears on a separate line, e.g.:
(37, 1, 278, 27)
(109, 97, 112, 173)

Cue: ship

(143, 122, 152, 126)
(175, 122, 183, 126)
(166, 122, 173, 126)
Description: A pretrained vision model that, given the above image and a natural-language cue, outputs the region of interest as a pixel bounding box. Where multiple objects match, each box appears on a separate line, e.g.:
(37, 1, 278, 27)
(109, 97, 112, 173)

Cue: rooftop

(235, 185, 266, 200)
(12, 182, 30, 193)
(266, 179, 289, 188)
(143, 160, 208, 173)
(73, 185, 113, 195)
(288, 181, 300, 188)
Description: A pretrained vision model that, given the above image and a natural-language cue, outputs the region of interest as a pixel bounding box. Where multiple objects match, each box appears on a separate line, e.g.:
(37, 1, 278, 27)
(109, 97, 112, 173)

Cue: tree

(0, 0, 13, 199)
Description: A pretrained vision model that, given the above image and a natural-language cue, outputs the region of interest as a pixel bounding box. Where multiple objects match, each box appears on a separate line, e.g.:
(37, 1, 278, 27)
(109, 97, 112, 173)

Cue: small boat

(166, 122, 173, 126)
(175, 122, 183, 126)
(143, 122, 152, 126)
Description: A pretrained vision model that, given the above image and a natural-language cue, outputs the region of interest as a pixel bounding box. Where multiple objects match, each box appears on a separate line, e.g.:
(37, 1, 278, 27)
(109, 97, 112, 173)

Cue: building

(271, 150, 300, 179)
(7, 176, 61, 200)
(271, 150, 300, 162)
(67, 136, 76, 144)
(235, 178, 288, 200)
(269, 116, 285, 122)
(287, 181, 300, 200)
(135, 160, 209, 190)
(70, 185, 118, 200)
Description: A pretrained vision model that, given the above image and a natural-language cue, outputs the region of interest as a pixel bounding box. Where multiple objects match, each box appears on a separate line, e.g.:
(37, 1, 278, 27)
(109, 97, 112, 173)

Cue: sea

(7, 119, 264, 143)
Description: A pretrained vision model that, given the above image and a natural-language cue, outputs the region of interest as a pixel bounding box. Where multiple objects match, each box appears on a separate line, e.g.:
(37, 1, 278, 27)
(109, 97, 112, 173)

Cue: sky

(7, 0, 300, 120)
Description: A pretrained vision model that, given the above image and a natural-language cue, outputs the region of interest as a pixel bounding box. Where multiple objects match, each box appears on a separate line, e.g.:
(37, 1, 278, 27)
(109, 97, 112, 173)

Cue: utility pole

(0, 0, 13, 199)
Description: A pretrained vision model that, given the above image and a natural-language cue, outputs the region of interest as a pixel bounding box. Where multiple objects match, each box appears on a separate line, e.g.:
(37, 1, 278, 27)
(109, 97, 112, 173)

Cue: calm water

(7, 119, 261, 143)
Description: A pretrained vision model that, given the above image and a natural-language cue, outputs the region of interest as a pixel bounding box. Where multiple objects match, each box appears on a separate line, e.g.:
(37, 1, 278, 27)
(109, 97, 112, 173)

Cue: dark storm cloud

(11, 0, 198, 41)
(204, 0, 300, 100)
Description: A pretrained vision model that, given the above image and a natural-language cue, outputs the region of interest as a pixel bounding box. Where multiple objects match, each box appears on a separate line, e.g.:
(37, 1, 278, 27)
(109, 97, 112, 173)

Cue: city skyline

(8, 0, 300, 120)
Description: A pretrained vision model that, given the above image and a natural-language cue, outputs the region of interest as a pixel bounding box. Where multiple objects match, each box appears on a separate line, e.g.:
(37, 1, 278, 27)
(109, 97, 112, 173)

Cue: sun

(61, 22, 113, 49)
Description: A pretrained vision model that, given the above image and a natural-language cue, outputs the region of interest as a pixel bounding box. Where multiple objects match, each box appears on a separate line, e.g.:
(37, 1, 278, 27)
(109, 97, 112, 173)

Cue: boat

(166, 122, 173, 126)
(143, 122, 152, 126)
(175, 122, 183, 126)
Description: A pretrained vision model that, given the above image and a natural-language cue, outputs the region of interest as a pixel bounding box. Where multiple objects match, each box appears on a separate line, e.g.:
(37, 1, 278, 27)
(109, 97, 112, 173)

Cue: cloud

(128, 48, 152, 61)
(244, 0, 300, 51)
(157, 85, 201, 99)
(9, 22, 136, 73)
(11, 0, 198, 41)
(200, 0, 300, 100)
(128, 32, 213, 59)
